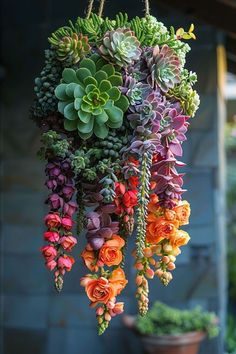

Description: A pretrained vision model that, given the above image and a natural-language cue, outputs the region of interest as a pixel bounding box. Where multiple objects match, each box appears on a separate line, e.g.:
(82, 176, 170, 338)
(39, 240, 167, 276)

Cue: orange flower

(146, 215, 179, 244)
(81, 246, 98, 272)
(170, 230, 190, 247)
(147, 194, 159, 213)
(164, 209, 176, 221)
(174, 201, 191, 226)
(85, 277, 116, 306)
(109, 267, 128, 295)
(99, 235, 125, 267)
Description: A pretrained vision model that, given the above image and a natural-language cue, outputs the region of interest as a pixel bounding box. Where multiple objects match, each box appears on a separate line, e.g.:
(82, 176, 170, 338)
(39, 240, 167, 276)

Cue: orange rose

(85, 277, 116, 306)
(109, 267, 128, 295)
(174, 201, 191, 226)
(146, 215, 179, 244)
(170, 230, 190, 247)
(164, 209, 176, 221)
(99, 235, 125, 267)
(148, 194, 159, 213)
(81, 246, 98, 272)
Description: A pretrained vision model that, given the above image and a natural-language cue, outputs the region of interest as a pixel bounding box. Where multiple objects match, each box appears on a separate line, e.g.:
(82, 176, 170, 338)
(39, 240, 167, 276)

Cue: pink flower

(45, 259, 57, 271)
(61, 217, 73, 230)
(109, 302, 124, 316)
(44, 231, 60, 243)
(63, 201, 78, 217)
(44, 213, 61, 229)
(41, 245, 57, 261)
(60, 236, 77, 251)
(57, 255, 75, 271)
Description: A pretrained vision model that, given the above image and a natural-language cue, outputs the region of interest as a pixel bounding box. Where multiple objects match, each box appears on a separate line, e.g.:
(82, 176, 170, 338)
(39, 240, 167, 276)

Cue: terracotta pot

(122, 315, 206, 354)
(141, 331, 206, 354)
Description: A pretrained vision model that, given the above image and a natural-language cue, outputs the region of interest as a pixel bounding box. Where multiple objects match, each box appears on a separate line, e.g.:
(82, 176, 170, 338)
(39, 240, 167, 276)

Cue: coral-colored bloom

(81, 247, 98, 272)
(123, 190, 138, 208)
(146, 215, 179, 244)
(60, 236, 77, 251)
(174, 201, 191, 226)
(85, 277, 116, 306)
(61, 217, 73, 230)
(98, 235, 125, 267)
(57, 255, 75, 271)
(44, 213, 61, 229)
(148, 194, 159, 212)
(109, 267, 128, 295)
(110, 302, 124, 316)
(170, 230, 190, 247)
(45, 259, 57, 271)
(128, 176, 139, 188)
(44, 231, 60, 243)
(164, 209, 176, 221)
(41, 245, 57, 261)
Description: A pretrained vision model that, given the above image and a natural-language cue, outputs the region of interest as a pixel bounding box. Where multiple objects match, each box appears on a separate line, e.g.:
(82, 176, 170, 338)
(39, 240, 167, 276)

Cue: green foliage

(38, 130, 69, 159)
(136, 150, 152, 257)
(167, 69, 200, 117)
(49, 27, 90, 64)
(135, 301, 219, 338)
(225, 122, 236, 151)
(226, 316, 236, 354)
(99, 28, 141, 67)
(33, 50, 63, 117)
(55, 54, 129, 139)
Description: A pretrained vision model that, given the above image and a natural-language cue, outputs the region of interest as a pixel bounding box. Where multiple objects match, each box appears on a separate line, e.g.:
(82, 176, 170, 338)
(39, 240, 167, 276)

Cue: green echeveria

(145, 44, 181, 92)
(99, 28, 141, 67)
(49, 27, 90, 64)
(55, 54, 129, 139)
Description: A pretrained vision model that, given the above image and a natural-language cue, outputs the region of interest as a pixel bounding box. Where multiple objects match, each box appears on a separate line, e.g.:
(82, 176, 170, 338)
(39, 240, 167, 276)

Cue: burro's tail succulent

(99, 28, 141, 67)
(49, 27, 90, 64)
(145, 44, 181, 92)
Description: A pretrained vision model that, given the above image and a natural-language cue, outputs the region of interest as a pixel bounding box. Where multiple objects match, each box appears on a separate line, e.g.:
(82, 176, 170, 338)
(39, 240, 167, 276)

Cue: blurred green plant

(135, 301, 219, 338)
(226, 316, 236, 354)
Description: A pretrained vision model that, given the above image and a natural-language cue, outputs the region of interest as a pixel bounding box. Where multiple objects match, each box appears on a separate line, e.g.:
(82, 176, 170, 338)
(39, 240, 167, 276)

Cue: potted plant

(123, 301, 219, 354)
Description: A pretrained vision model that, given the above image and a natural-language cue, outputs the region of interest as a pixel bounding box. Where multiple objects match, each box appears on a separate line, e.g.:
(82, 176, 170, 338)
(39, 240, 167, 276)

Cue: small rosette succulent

(99, 28, 141, 67)
(49, 27, 90, 64)
(55, 54, 129, 139)
(145, 44, 181, 92)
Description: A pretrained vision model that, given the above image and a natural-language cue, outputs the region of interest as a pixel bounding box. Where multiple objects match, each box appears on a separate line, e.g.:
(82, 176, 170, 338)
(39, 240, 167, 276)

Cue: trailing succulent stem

(136, 150, 153, 258)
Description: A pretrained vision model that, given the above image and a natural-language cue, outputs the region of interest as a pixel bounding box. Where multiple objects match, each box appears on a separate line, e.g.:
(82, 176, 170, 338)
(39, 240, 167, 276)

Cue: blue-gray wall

(0, 1, 226, 353)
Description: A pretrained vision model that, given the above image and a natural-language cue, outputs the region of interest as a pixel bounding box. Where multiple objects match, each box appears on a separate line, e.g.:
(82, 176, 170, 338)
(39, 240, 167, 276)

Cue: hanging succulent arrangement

(31, 0, 200, 334)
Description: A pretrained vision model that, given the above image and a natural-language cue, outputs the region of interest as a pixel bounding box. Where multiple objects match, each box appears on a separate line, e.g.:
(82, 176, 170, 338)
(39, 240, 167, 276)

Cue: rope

(98, 0, 105, 17)
(144, 0, 150, 16)
(86, 0, 94, 19)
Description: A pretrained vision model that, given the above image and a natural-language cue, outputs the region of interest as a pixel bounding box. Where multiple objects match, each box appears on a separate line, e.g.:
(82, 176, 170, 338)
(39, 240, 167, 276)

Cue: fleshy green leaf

(78, 110, 91, 123)
(109, 75, 123, 87)
(115, 95, 129, 112)
(58, 101, 68, 114)
(85, 84, 97, 94)
(79, 58, 96, 75)
(107, 87, 121, 101)
(76, 68, 91, 82)
(62, 68, 79, 84)
(106, 105, 123, 123)
(74, 97, 82, 110)
(94, 70, 108, 83)
(74, 84, 85, 98)
(101, 64, 115, 77)
(55, 84, 68, 100)
(78, 130, 93, 140)
(64, 119, 77, 131)
(94, 122, 109, 139)
(84, 76, 97, 87)
(77, 116, 94, 133)
(66, 83, 77, 97)
(95, 111, 109, 124)
(99, 80, 112, 92)
(64, 103, 78, 120)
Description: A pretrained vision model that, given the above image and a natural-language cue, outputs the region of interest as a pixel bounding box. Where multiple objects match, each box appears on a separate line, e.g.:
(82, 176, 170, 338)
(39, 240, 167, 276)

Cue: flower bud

(167, 262, 176, 270)
(162, 256, 170, 264)
(145, 268, 154, 279)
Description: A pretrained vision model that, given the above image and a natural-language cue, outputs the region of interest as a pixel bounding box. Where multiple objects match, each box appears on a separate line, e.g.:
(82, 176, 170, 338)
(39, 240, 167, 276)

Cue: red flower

(128, 176, 139, 188)
(123, 190, 138, 208)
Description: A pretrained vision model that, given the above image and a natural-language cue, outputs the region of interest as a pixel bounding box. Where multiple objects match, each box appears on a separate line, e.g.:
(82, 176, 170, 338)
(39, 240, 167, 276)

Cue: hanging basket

(31, 0, 200, 334)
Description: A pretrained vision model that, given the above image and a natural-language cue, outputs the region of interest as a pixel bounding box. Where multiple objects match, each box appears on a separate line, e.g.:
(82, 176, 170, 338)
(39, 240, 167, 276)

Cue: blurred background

(0, 0, 236, 353)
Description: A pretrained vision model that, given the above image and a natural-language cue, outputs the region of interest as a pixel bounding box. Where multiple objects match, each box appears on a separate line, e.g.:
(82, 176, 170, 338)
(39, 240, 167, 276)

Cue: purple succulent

(48, 193, 64, 209)
(63, 201, 78, 217)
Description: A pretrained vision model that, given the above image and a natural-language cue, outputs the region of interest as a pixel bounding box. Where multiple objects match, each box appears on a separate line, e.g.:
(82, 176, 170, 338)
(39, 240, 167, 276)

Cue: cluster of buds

(135, 273, 149, 316)
(96, 301, 124, 334)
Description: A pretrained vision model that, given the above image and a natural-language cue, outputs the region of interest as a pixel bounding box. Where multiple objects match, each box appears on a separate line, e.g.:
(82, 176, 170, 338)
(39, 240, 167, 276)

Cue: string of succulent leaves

(31, 7, 199, 334)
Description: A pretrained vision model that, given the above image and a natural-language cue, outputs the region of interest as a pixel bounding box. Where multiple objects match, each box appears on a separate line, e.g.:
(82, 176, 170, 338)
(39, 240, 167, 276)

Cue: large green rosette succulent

(55, 54, 129, 139)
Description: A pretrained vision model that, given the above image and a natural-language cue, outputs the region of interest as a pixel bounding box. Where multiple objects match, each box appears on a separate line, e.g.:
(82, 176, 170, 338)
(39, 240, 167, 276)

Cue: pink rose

(44, 231, 60, 243)
(63, 201, 78, 217)
(60, 236, 77, 251)
(44, 213, 61, 229)
(57, 255, 75, 271)
(41, 245, 57, 261)
(61, 217, 73, 230)
(45, 259, 57, 271)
